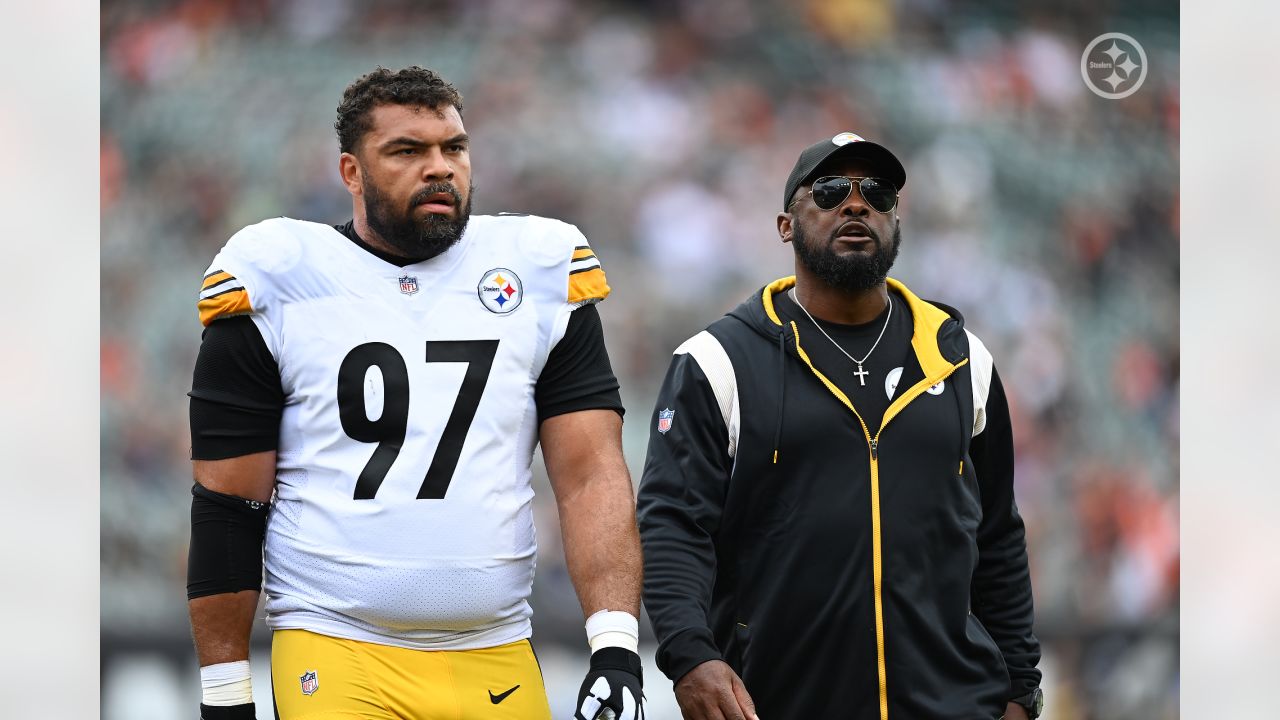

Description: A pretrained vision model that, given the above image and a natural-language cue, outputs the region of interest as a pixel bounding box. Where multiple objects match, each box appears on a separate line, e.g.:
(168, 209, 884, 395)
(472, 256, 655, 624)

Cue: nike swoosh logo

(489, 684, 520, 704)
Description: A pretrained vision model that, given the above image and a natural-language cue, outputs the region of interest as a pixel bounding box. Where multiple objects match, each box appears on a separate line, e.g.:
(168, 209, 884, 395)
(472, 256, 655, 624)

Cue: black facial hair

(792, 216, 901, 293)
(363, 178, 473, 261)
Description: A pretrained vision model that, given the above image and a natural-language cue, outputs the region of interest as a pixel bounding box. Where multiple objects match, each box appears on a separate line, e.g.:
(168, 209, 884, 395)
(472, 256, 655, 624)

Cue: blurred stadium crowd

(101, 1, 1178, 718)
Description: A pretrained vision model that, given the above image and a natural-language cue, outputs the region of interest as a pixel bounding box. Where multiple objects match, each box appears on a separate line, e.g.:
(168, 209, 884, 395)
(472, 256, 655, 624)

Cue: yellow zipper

(865, 439, 888, 720)
(788, 321, 967, 720)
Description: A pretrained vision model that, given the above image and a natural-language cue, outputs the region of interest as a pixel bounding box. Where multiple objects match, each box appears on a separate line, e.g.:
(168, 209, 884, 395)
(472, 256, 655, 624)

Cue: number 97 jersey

(196, 215, 610, 650)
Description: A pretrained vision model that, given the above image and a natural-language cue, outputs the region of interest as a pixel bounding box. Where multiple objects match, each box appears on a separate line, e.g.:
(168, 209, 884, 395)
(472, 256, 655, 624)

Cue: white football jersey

(197, 214, 610, 649)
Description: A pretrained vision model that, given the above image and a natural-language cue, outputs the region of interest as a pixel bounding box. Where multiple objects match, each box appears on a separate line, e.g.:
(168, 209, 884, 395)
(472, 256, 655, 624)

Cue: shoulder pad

(476, 214, 610, 307)
(559, 223, 609, 307)
(197, 268, 252, 326)
(196, 218, 304, 326)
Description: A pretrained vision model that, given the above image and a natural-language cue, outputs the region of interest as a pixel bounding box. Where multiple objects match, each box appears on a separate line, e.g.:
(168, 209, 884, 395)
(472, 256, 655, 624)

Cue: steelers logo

(885, 366, 946, 397)
(831, 132, 866, 146)
(477, 268, 523, 314)
(885, 366, 903, 400)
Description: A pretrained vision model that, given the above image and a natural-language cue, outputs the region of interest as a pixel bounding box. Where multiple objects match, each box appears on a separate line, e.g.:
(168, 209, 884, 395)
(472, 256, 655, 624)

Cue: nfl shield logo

(300, 670, 319, 696)
(657, 408, 675, 434)
(399, 275, 419, 295)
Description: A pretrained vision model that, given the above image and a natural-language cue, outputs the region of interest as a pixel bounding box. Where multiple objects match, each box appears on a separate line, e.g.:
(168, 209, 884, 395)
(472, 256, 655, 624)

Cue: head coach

(636, 132, 1044, 720)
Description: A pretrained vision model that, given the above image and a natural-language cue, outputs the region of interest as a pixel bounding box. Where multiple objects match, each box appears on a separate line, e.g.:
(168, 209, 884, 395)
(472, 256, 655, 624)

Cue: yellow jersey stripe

(198, 287, 252, 326)
(202, 270, 234, 290)
(567, 267, 610, 304)
(572, 248, 596, 261)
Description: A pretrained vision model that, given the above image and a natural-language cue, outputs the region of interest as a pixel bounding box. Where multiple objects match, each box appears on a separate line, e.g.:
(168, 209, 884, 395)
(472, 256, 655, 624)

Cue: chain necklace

(790, 287, 893, 387)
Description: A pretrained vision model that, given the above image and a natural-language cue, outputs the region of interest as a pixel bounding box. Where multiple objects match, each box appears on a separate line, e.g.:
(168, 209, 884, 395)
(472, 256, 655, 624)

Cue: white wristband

(585, 609, 639, 654)
(200, 660, 253, 706)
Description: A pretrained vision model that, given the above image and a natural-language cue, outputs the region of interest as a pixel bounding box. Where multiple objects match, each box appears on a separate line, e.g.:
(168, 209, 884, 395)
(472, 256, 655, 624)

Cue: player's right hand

(673, 660, 758, 720)
(199, 702, 257, 719)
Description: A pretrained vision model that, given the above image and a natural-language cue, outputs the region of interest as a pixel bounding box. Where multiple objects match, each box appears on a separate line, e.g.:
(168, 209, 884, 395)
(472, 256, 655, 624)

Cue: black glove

(574, 647, 646, 720)
(200, 702, 256, 719)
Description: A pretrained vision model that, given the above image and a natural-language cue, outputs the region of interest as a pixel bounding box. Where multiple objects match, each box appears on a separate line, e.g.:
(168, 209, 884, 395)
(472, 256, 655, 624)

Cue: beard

(793, 217, 901, 293)
(363, 177, 473, 261)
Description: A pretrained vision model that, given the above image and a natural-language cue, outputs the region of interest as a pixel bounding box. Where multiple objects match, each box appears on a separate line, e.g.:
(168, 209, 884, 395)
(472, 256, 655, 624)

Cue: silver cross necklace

(790, 287, 893, 386)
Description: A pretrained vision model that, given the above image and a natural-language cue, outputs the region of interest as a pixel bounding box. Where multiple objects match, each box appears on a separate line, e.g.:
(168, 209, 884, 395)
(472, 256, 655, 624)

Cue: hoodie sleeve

(969, 366, 1042, 698)
(636, 351, 734, 685)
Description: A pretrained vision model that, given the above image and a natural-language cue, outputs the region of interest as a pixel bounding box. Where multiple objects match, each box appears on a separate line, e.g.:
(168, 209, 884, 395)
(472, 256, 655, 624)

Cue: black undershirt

(189, 223, 623, 460)
(773, 288, 919, 433)
(333, 220, 424, 266)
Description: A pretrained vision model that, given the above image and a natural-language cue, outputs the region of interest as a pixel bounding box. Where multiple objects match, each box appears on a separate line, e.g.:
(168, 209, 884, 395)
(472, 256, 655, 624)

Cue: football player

(187, 66, 645, 720)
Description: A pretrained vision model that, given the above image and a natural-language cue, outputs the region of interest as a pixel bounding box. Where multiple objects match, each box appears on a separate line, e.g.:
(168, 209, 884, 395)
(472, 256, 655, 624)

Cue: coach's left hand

(574, 647, 645, 720)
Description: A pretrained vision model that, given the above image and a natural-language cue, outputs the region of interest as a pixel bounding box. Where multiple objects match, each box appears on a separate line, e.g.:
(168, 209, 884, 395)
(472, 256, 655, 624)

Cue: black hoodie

(637, 276, 1040, 719)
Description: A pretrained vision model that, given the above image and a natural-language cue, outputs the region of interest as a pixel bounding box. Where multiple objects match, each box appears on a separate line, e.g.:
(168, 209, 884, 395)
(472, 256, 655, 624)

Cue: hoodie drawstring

(951, 360, 968, 476)
(773, 329, 787, 464)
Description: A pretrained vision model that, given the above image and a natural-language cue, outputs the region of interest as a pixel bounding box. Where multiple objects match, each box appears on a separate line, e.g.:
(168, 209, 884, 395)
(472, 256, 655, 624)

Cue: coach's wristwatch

(1009, 687, 1045, 718)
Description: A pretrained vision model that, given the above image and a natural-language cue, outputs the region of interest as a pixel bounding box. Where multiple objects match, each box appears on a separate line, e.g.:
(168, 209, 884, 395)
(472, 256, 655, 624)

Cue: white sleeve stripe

(200, 282, 246, 301)
(966, 329, 994, 437)
(673, 331, 740, 458)
(569, 257, 602, 272)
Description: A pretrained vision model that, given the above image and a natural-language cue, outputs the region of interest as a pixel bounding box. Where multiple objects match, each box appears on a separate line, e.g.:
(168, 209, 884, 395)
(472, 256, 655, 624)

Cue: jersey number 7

(336, 339, 499, 500)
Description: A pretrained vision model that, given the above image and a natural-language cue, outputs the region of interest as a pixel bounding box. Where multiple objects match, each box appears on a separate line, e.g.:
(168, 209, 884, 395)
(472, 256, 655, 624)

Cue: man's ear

(777, 212, 794, 244)
(339, 152, 363, 196)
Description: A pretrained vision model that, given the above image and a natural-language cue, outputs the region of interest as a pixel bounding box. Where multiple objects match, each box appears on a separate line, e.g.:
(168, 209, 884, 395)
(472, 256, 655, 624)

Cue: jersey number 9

(337, 340, 499, 500)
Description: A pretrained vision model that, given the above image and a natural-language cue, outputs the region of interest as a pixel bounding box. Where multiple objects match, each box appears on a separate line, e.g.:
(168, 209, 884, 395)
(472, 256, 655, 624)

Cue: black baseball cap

(783, 132, 907, 210)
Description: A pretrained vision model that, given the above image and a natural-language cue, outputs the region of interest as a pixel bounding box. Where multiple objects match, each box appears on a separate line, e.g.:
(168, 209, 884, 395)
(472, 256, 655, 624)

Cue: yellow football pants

(270, 629, 552, 719)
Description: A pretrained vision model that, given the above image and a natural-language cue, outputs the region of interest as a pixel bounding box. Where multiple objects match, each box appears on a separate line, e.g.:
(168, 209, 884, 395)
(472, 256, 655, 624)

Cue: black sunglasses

(793, 176, 899, 213)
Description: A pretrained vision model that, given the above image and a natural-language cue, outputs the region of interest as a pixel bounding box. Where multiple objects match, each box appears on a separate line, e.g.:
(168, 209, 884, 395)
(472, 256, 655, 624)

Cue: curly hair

(335, 66, 464, 155)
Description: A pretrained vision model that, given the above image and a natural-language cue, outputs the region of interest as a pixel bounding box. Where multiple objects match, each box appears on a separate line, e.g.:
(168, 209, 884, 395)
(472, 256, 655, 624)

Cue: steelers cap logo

(831, 132, 866, 146)
(477, 268, 523, 314)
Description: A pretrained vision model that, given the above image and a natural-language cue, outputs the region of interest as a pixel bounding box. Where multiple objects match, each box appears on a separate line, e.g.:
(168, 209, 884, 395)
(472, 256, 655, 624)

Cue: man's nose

(420, 147, 454, 181)
(838, 184, 872, 218)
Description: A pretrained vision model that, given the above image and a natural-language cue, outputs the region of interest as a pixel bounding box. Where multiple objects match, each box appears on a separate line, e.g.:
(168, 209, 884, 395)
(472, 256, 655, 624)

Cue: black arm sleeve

(636, 353, 733, 684)
(969, 367, 1042, 697)
(535, 303, 624, 421)
(189, 315, 284, 460)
